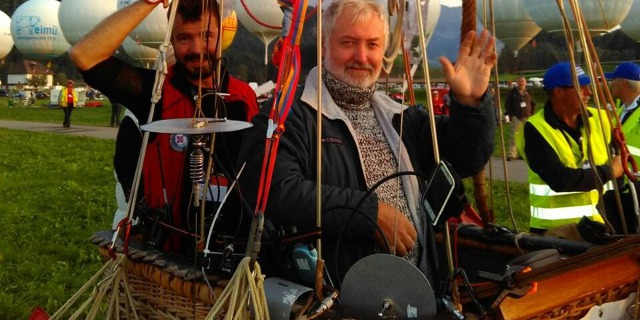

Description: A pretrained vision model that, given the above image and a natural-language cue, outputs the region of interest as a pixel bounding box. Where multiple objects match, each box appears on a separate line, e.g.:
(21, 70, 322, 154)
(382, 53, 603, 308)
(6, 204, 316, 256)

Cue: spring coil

(190, 148, 205, 183)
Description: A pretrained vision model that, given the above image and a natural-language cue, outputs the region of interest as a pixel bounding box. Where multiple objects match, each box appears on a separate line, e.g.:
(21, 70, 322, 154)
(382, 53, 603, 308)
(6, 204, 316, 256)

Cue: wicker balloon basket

(93, 231, 226, 320)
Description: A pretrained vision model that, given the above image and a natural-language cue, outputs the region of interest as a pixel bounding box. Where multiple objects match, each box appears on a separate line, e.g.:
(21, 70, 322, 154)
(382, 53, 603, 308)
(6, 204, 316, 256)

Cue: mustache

(183, 54, 215, 63)
(345, 62, 373, 71)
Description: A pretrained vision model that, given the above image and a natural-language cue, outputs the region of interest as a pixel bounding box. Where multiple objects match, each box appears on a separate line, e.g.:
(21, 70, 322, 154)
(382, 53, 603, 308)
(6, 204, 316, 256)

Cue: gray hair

(322, 0, 389, 51)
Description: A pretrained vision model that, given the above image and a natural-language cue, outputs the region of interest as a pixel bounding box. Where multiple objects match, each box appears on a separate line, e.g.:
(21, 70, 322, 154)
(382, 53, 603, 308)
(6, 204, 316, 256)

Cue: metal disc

(340, 254, 437, 318)
(140, 118, 253, 134)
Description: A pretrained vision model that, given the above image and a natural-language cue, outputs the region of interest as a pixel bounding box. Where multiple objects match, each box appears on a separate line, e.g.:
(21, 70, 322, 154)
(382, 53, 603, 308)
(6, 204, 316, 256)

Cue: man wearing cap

(607, 62, 640, 163)
(516, 62, 623, 235)
(602, 61, 640, 233)
(59, 80, 77, 128)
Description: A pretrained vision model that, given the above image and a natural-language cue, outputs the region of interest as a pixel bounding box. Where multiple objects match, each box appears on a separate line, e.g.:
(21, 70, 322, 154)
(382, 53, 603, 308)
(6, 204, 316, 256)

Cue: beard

(324, 51, 380, 89)
(177, 53, 214, 81)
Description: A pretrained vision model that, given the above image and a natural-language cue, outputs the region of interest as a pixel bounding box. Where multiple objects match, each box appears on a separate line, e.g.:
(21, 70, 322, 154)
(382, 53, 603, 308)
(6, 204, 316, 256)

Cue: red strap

(253, 1, 308, 217)
(254, 134, 282, 215)
(109, 219, 132, 259)
(613, 127, 638, 182)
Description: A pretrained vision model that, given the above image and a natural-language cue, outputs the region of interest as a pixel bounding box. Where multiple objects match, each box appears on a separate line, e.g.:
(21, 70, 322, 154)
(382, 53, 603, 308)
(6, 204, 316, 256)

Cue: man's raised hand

(439, 29, 497, 107)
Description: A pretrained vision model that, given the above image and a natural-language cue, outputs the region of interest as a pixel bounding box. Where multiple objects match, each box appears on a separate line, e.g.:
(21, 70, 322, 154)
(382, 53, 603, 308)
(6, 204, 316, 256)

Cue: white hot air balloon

(118, 0, 169, 49)
(0, 10, 13, 61)
(235, 0, 283, 65)
(477, 0, 541, 57)
(10, 0, 71, 60)
(403, 0, 441, 48)
(522, 0, 632, 36)
(620, 0, 640, 42)
(59, 0, 118, 46)
(122, 37, 159, 69)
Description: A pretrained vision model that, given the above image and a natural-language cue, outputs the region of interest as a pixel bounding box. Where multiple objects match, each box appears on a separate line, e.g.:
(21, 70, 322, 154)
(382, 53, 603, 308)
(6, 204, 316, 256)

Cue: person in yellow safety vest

(516, 62, 623, 235)
(59, 80, 78, 128)
(607, 62, 640, 163)
(601, 62, 640, 234)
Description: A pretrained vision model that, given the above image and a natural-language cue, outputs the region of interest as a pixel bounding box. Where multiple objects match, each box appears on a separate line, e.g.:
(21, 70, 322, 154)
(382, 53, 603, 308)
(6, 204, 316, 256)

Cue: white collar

(624, 95, 640, 111)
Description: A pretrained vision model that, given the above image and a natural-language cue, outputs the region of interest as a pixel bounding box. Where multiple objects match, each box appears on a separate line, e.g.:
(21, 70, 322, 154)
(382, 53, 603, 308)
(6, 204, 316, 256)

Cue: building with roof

(6, 59, 55, 90)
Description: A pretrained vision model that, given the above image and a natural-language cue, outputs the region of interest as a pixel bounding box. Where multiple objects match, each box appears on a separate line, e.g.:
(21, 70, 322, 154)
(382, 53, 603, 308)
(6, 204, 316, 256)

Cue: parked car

(389, 92, 404, 103)
(86, 89, 103, 99)
(35, 91, 49, 99)
(13, 92, 27, 99)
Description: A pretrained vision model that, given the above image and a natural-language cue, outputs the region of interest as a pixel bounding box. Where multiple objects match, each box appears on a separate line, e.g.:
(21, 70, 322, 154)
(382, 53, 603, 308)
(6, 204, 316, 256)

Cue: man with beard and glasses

(69, 0, 258, 256)
(237, 0, 497, 286)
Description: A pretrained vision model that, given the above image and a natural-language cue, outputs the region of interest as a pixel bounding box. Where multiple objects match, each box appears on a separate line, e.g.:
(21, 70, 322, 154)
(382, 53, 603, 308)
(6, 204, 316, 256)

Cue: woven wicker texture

(92, 227, 231, 320)
(97, 246, 227, 319)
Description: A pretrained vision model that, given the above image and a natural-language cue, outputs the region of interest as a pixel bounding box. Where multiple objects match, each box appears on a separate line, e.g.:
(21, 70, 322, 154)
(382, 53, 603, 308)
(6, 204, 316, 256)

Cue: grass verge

(0, 129, 114, 318)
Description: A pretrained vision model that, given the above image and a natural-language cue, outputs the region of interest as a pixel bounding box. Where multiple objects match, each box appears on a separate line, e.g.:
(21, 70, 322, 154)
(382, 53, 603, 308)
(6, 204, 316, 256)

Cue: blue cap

(604, 62, 640, 81)
(543, 62, 591, 91)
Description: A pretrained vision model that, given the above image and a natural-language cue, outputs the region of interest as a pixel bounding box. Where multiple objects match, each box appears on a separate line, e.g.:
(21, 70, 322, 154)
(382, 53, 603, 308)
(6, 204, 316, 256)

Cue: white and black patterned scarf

(323, 67, 418, 263)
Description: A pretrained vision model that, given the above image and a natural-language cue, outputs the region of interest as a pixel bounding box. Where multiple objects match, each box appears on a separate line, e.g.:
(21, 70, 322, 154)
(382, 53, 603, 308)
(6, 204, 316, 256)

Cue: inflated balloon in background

(522, 0, 631, 36)
(121, 36, 159, 69)
(476, 0, 541, 56)
(620, 0, 640, 42)
(118, 0, 168, 49)
(0, 10, 13, 61)
(221, 10, 238, 51)
(10, 0, 71, 60)
(58, 0, 118, 46)
(234, 0, 283, 65)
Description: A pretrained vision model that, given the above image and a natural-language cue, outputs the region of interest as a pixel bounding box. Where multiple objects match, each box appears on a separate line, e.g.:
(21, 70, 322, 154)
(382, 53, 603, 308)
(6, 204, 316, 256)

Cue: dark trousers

(62, 104, 74, 127)
(603, 182, 640, 234)
(111, 103, 122, 127)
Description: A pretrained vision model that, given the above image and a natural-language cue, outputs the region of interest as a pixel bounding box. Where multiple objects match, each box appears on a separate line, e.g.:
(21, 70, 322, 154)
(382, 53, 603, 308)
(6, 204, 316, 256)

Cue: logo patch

(321, 137, 343, 144)
(170, 133, 189, 152)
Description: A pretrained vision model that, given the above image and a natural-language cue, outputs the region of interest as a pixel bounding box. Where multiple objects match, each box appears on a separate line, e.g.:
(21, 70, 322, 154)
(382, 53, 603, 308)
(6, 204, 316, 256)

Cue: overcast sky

(440, 0, 462, 7)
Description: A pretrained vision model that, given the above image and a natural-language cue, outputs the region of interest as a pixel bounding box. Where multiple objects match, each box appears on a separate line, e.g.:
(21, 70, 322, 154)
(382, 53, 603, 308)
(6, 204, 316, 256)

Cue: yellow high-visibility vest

(516, 107, 611, 230)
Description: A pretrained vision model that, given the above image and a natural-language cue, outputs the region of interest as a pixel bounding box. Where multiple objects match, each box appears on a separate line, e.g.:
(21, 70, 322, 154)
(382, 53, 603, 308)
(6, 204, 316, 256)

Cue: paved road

(0, 120, 118, 140)
(484, 157, 528, 184)
(0, 120, 529, 183)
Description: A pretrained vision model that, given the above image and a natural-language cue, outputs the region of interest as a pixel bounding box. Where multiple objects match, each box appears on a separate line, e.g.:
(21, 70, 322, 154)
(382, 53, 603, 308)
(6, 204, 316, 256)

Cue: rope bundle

(206, 257, 270, 320)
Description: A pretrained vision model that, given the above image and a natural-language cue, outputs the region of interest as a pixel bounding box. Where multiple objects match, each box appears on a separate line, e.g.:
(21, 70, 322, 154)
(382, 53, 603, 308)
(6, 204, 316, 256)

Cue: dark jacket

(237, 67, 495, 285)
(505, 86, 536, 119)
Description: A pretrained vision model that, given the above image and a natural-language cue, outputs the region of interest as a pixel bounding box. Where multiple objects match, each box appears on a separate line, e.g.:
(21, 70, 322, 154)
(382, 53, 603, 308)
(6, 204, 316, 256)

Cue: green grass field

(0, 97, 117, 126)
(0, 92, 530, 318)
(0, 129, 114, 318)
